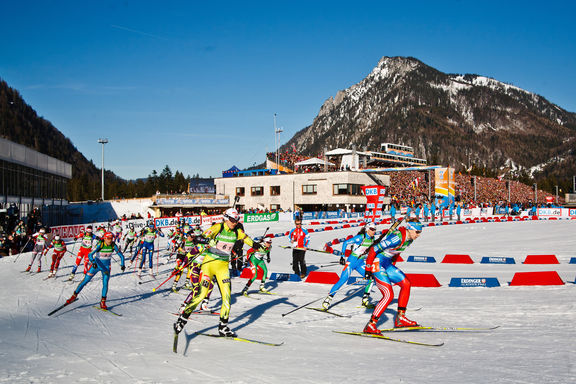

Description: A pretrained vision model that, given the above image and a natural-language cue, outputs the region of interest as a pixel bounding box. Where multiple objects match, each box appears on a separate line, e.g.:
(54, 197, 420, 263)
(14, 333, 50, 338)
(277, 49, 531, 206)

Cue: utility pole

(98, 138, 108, 201)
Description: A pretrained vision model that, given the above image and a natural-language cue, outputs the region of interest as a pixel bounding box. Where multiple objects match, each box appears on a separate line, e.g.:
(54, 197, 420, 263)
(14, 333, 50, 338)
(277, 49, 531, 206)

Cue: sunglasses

(415, 230, 422, 234)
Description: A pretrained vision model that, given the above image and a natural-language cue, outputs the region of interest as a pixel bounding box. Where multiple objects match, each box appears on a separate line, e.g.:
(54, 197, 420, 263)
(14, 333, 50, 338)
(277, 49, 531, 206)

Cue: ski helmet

(54, 235, 61, 241)
(365, 222, 377, 231)
(223, 208, 240, 223)
(263, 237, 273, 244)
(405, 220, 423, 232)
(103, 232, 114, 239)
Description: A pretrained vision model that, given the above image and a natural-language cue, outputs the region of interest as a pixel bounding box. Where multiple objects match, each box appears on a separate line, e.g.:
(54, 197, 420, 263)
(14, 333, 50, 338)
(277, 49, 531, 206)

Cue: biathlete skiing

(69, 226, 98, 280)
(240, 236, 273, 295)
(134, 221, 165, 278)
(65, 232, 126, 310)
(44, 235, 67, 278)
(321, 222, 377, 310)
(26, 228, 49, 273)
(173, 208, 261, 337)
(362, 218, 423, 334)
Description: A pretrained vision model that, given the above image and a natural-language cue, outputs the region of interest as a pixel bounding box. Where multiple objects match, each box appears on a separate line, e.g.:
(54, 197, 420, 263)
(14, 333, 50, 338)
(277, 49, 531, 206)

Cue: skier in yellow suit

(173, 208, 261, 337)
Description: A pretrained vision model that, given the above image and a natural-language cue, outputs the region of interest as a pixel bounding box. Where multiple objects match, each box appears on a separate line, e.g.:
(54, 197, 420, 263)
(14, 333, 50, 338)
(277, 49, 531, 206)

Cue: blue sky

(1, 0, 575, 180)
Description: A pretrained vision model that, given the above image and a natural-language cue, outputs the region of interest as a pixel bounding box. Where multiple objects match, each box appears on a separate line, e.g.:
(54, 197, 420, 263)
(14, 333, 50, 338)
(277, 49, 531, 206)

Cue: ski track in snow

(0, 220, 575, 383)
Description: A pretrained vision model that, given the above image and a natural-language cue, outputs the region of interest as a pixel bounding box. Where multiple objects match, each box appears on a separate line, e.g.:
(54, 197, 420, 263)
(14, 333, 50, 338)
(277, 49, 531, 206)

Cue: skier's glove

(194, 236, 209, 245)
(364, 265, 372, 279)
(266, 255, 271, 263)
(120, 265, 125, 272)
(339, 257, 346, 265)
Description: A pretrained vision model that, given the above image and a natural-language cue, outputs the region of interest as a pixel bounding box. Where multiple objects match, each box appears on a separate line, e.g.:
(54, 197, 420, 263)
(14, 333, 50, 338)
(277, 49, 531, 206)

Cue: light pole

(555, 185, 558, 204)
(98, 138, 108, 201)
(274, 114, 283, 173)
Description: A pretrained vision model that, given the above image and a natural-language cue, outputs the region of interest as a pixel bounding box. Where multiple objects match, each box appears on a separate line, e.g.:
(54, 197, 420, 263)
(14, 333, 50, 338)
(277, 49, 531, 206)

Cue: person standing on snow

(362, 218, 424, 335)
(240, 236, 273, 295)
(322, 222, 377, 310)
(65, 232, 126, 310)
(288, 218, 310, 279)
(173, 208, 260, 337)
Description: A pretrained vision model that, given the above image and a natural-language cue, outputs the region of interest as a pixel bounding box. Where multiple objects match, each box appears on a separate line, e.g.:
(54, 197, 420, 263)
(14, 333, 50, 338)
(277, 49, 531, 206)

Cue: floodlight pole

(98, 138, 108, 201)
(274, 114, 283, 173)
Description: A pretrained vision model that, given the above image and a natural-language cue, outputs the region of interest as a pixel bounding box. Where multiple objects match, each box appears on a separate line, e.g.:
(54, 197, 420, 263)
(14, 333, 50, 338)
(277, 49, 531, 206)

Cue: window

(236, 187, 245, 196)
(333, 183, 363, 195)
(270, 204, 281, 211)
(302, 184, 317, 195)
(251, 186, 264, 196)
(270, 186, 281, 196)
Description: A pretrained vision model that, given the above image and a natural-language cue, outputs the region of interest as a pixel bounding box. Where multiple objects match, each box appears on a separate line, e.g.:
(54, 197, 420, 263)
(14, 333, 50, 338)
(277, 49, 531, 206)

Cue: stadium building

(214, 170, 390, 213)
(0, 137, 72, 229)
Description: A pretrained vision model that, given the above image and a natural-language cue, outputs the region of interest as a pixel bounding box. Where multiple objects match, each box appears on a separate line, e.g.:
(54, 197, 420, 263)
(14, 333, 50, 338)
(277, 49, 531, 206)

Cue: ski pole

(278, 245, 340, 256)
(280, 278, 367, 317)
(318, 262, 341, 269)
(13, 237, 31, 263)
(151, 257, 196, 292)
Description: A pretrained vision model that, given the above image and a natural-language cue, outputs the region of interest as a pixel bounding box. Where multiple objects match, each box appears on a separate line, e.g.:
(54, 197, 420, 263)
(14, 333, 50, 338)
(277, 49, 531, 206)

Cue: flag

(291, 143, 297, 153)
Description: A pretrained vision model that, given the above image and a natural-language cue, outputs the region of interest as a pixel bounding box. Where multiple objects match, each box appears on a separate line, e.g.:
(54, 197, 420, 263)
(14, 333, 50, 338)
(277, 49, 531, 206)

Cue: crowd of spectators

(384, 171, 565, 211)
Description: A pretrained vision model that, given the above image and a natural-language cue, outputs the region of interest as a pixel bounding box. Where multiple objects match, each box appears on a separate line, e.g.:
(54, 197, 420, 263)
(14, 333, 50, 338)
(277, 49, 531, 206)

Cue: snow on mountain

(285, 56, 576, 182)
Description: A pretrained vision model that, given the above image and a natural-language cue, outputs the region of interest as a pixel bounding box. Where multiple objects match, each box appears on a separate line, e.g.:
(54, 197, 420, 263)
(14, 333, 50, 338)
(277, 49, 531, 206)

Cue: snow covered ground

(1, 220, 575, 383)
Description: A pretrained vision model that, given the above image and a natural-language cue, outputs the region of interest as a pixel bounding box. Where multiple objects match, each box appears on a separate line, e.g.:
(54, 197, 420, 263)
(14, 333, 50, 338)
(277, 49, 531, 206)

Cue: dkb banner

(362, 186, 387, 222)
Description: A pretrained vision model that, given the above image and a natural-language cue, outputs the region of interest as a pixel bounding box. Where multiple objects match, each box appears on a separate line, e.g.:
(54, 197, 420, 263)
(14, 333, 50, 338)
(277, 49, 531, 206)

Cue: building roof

(294, 157, 335, 166)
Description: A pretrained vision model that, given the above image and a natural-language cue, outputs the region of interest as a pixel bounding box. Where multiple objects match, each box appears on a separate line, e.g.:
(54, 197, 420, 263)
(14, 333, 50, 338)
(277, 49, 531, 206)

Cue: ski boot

(394, 310, 419, 328)
(25, 265, 31, 272)
(48, 271, 55, 278)
(178, 302, 189, 315)
(259, 283, 269, 293)
(37, 266, 41, 273)
(363, 317, 381, 335)
(322, 295, 333, 310)
(182, 282, 193, 290)
(66, 293, 77, 305)
(149, 269, 155, 278)
(171, 282, 179, 292)
(100, 297, 108, 310)
(173, 314, 188, 334)
(218, 319, 237, 337)
(137, 268, 143, 278)
(361, 294, 374, 308)
(200, 298, 209, 311)
(241, 286, 249, 296)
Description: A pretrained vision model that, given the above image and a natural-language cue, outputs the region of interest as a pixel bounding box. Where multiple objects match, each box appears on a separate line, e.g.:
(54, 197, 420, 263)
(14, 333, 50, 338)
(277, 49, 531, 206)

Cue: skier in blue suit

(321, 223, 377, 310)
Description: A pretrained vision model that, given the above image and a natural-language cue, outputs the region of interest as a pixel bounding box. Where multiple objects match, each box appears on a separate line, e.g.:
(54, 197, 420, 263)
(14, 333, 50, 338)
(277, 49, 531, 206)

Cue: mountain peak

(287, 56, 576, 182)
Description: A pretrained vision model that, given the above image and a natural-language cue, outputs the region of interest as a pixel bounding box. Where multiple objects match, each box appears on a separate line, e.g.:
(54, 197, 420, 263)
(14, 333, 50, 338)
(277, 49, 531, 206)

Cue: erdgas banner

(244, 212, 279, 223)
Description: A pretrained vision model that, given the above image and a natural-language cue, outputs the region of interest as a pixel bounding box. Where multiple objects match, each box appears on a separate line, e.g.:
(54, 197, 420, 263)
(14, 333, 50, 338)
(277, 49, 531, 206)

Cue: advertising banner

(202, 214, 225, 226)
(244, 212, 279, 223)
(362, 186, 387, 222)
(434, 168, 455, 208)
(154, 215, 202, 229)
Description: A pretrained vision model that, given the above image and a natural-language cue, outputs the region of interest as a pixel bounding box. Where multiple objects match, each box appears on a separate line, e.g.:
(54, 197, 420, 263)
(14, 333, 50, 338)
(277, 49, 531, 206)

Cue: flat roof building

(0, 137, 72, 228)
(214, 171, 390, 213)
